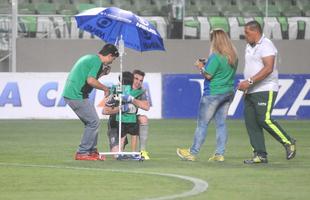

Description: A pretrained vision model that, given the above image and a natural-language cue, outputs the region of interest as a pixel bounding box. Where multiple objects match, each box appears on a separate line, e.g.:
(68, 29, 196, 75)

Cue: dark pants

(244, 91, 294, 156)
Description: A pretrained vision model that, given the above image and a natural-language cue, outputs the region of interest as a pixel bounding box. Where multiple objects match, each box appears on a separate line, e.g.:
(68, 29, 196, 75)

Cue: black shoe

(244, 154, 268, 164)
(284, 139, 296, 160)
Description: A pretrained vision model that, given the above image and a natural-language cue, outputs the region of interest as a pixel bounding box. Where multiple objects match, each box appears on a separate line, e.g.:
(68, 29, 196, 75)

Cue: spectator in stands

(238, 20, 296, 164)
(177, 28, 238, 162)
(63, 44, 119, 161)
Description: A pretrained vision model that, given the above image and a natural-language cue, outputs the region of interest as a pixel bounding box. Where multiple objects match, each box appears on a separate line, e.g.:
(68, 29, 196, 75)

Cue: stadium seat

(240, 4, 263, 17)
(274, 0, 301, 17)
(155, 0, 169, 16)
(208, 17, 230, 32)
(57, 3, 77, 15)
(92, 0, 113, 7)
(214, 0, 233, 10)
(19, 2, 36, 14)
(0, 0, 10, 14)
(235, 0, 254, 9)
(75, 3, 96, 12)
(137, 1, 161, 16)
(296, 0, 310, 8)
(139, 8, 161, 16)
(258, 4, 282, 17)
(113, 0, 139, 14)
(52, 0, 72, 5)
(71, 0, 92, 4)
(222, 5, 242, 17)
(296, 0, 310, 16)
(185, 0, 200, 17)
(31, 0, 51, 3)
(200, 5, 221, 17)
(36, 2, 57, 15)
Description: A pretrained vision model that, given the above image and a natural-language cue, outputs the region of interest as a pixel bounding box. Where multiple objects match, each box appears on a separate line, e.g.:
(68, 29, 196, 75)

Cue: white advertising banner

(0, 73, 162, 119)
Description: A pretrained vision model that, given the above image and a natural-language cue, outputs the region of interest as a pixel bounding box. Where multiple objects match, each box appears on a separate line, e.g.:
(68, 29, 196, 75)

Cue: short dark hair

(119, 71, 133, 85)
(245, 20, 262, 34)
(132, 69, 145, 77)
(99, 44, 119, 57)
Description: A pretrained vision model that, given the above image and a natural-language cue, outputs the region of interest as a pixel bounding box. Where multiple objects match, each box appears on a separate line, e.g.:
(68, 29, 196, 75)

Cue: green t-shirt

(62, 54, 103, 100)
(203, 53, 237, 95)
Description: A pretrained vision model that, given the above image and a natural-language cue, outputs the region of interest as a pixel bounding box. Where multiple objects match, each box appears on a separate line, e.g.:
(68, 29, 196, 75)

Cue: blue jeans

(190, 92, 233, 156)
(65, 98, 100, 154)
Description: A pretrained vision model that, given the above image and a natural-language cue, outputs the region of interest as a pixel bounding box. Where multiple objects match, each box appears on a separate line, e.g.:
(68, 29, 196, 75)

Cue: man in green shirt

(63, 44, 119, 161)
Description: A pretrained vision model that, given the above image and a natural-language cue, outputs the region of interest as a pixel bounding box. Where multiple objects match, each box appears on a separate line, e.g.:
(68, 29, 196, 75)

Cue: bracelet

(247, 78, 254, 85)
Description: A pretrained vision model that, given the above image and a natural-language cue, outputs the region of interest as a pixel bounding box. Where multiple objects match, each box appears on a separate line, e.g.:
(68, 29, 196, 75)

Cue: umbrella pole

(118, 36, 125, 154)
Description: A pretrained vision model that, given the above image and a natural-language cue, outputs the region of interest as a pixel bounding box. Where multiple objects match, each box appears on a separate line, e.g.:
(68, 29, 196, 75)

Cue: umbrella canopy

(75, 7, 165, 52)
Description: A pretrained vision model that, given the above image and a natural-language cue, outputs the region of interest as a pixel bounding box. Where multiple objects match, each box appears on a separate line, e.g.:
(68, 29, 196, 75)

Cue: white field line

(0, 162, 208, 200)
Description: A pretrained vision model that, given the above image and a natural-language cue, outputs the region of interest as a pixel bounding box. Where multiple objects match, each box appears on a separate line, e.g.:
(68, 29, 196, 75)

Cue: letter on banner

(272, 79, 294, 115)
(38, 82, 58, 107)
(287, 79, 310, 116)
(0, 82, 21, 107)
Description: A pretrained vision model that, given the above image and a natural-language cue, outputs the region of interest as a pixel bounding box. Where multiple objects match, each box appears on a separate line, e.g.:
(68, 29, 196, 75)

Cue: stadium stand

(297, 0, 310, 16)
(92, 0, 113, 7)
(75, 2, 96, 13)
(0, 0, 310, 42)
(185, 0, 200, 17)
(137, 0, 161, 16)
(199, 0, 221, 17)
(0, 0, 10, 14)
(18, 2, 36, 14)
(36, 2, 57, 15)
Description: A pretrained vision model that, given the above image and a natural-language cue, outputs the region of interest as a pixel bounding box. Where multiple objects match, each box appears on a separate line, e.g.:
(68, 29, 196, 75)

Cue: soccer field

(0, 119, 309, 200)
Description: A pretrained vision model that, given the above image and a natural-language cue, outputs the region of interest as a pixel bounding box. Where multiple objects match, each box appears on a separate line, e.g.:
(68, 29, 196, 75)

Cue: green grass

(0, 119, 309, 200)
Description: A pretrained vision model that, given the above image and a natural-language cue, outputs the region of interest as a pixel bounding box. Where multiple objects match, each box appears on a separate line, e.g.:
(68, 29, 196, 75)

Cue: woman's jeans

(190, 92, 233, 156)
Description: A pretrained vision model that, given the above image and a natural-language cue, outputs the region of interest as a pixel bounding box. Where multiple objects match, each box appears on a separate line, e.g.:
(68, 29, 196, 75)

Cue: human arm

(87, 76, 110, 97)
(132, 98, 150, 111)
(238, 55, 275, 91)
(122, 91, 150, 111)
(102, 95, 138, 115)
(194, 59, 212, 80)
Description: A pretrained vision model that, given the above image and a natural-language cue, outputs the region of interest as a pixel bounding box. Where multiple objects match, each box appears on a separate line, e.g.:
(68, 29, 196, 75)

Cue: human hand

(103, 88, 110, 97)
(237, 80, 250, 92)
(105, 95, 117, 107)
(121, 103, 137, 114)
(122, 94, 134, 103)
(194, 59, 206, 71)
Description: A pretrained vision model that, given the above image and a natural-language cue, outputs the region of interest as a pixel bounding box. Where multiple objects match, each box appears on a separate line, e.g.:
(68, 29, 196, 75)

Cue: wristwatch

(247, 78, 254, 85)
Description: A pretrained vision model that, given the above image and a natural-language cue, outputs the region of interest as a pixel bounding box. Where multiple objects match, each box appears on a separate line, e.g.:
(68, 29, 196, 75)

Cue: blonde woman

(177, 29, 238, 162)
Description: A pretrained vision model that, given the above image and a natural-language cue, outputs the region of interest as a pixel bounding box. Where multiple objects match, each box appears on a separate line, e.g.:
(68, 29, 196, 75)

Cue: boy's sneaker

(208, 154, 224, 162)
(75, 152, 98, 161)
(116, 154, 131, 160)
(131, 154, 141, 160)
(141, 150, 150, 160)
(284, 139, 296, 160)
(176, 148, 196, 161)
(244, 154, 268, 164)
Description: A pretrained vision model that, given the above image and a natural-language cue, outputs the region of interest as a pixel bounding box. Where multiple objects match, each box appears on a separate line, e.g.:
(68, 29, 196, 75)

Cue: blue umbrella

(75, 7, 165, 52)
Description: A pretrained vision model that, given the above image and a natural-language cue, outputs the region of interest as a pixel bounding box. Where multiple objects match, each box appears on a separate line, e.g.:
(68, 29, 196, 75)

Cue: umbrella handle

(118, 35, 125, 56)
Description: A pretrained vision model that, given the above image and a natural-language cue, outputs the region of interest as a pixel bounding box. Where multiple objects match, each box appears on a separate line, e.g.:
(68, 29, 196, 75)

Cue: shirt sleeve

(204, 54, 219, 76)
(261, 40, 277, 58)
(88, 61, 102, 78)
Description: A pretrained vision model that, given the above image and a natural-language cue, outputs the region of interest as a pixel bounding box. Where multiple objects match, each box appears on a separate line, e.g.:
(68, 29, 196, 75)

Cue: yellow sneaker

(208, 154, 225, 162)
(141, 150, 150, 160)
(176, 148, 196, 161)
